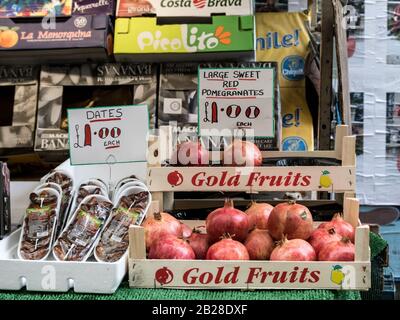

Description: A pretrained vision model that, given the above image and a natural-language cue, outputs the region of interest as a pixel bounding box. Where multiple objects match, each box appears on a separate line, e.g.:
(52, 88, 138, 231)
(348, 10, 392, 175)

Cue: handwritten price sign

(198, 67, 275, 137)
(68, 105, 149, 165)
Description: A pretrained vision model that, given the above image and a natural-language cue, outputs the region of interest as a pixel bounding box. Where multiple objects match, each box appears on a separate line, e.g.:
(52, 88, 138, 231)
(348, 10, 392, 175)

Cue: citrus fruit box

(114, 15, 255, 62)
(0, 14, 113, 65)
(126, 125, 371, 290)
(0, 159, 148, 293)
(0, 0, 115, 18)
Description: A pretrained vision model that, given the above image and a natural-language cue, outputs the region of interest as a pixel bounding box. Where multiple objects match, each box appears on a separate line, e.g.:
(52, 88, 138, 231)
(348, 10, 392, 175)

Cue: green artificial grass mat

(0, 232, 387, 300)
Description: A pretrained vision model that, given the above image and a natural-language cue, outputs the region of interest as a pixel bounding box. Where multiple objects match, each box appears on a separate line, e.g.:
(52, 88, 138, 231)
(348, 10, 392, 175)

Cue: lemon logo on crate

(319, 170, 332, 188)
(330, 265, 345, 285)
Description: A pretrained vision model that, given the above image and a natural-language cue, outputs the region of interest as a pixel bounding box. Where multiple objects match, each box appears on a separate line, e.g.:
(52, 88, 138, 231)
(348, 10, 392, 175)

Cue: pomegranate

(206, 238, 249, 260)
(187, 228, 209, 260)
(206, 200, 250, 243)
(181, 223, 193, 238)
(244, 229, 274, 260)
(267, 201, 313, 240)
(167, 171, 183, 187)
(142, 212, 182, 250)
(308, 227, 342, 255)
(149, 234, 195, 260)
(245, 202, 274, 230)
(223, 139, 262, 167)
(318, 238, 355, 261)
(155, 267, 174, 285)
(318, 213, 355, 242)
(270, 238, 316, 261)
(172, 141, 209, 166)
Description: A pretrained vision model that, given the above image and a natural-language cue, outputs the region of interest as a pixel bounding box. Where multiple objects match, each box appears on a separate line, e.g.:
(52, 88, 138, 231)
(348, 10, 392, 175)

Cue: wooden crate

(128, 198, 370, 290)
(127, 125, 371, 290)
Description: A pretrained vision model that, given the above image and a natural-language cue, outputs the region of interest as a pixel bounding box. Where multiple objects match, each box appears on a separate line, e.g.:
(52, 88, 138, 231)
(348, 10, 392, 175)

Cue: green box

(114, 15, 255, 62)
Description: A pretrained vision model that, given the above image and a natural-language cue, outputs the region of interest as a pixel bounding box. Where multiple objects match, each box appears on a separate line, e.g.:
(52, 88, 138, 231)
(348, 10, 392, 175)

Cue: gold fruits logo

(0, 27, 19, 48)
(319, 170, 332, 188)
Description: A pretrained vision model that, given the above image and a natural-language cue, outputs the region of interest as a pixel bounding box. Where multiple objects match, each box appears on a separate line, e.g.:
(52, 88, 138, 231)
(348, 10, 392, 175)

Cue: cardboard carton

(0, 0, 115, 18)
(114, 15, 255, 62)
(34, 63, 157, 158)
(0, 14, 113, 64)
(0, 65, 39, 152)
(116, 0, 253, 18)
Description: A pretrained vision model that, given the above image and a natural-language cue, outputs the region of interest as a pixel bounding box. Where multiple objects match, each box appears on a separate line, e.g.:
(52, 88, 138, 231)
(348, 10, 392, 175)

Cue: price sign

(198, 67, 275, 137)
(68, 105, 149, 165)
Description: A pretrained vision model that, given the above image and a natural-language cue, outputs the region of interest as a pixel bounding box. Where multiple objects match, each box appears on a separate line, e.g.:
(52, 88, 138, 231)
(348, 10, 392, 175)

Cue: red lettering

(224, 267, 239, 284)
(219, 171, 228, 186)
(246, 172, 261, 186)
(299, 268, 309, 283)
(246, 267, 263, 284)
(183, 268, 199, 284)
(214, 267, 224, 284)
(199, 272, 213, 284)
(283, 172, 293, 186)
(192, 172, 206, 187)
(292, 173, 302, 186)
(289, 266, 299, 283)
(270, 176, 283, 186)
(206, 176, 218, 186)
(269, 271, 288, 283)
(301, 175, 311, 186)
(228, 174, 240, 187)
(309, 271, 320, 283)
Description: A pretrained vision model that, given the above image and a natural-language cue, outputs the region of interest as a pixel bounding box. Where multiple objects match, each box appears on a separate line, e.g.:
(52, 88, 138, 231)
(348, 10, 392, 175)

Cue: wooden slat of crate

(147, 165, 355, 192)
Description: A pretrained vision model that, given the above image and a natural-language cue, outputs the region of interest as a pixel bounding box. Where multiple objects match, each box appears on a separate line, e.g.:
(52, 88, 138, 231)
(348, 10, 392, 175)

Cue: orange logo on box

(0, 27, 19, 48)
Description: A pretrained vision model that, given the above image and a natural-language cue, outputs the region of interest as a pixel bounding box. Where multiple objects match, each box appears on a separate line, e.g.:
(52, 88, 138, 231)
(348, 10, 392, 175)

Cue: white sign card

(198, 67, 275, 137)
(68, 105, 149, 165)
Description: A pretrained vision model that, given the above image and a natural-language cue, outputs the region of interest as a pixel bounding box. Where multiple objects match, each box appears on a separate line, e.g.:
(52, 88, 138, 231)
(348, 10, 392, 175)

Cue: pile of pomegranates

(141, 200, 356, 262)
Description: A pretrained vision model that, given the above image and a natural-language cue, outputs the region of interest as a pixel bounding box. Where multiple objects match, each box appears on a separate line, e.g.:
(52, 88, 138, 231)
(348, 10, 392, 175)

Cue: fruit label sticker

(198, 67, 275, 137)
(68, 105, 149, 165)
(117, 0, 253, 17)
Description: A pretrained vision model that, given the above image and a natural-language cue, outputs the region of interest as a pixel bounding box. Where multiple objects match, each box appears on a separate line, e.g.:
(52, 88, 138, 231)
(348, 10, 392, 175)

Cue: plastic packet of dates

(68, 181, 109, 223)
(52, 195, 113, 262)
(44, 170, 74, 236)
(95, 187, 151, 263)
(18, 188, 61, 260)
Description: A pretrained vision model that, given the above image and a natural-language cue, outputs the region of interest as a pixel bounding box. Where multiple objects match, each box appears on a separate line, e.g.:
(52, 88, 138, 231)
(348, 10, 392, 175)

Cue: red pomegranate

(309, 227, 342, 255)
(181, 223, 193, 238)
(142, 212, 182, 250)
(223, 139, 262, 167)
(267, 201, 314, 240)
(270, 238, 316, 261)
(318, 213, 355, 242)
(245, 202, 274, 230)
(187, 228, 209, 260)
(206, 200, 250, 243)
(347, 36, 356, 58)
(172, 141, 209, 166)
(148, 234, 195, 260)
(206, 238, 249, 260)
(318, 238, 355, 261)
(244, 229, 274, 260)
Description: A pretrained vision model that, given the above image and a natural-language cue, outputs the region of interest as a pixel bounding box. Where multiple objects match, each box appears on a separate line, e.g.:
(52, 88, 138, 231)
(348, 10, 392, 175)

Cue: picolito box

(116, 0, 253, 18)
(0, 0, 115, 18)
(0, 162, 10, 239)
(114, 15, 255, 62)
(34, 63, 157, 158)
(0, 14, 114, 65)
(0, 65, 39, 153)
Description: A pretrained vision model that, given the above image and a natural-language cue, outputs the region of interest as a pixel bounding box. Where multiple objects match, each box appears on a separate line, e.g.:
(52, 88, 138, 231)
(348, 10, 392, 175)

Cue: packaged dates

(53, 195, 113, 262)
(95, 187, 151, 263)
(18, 188, 61, 260)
